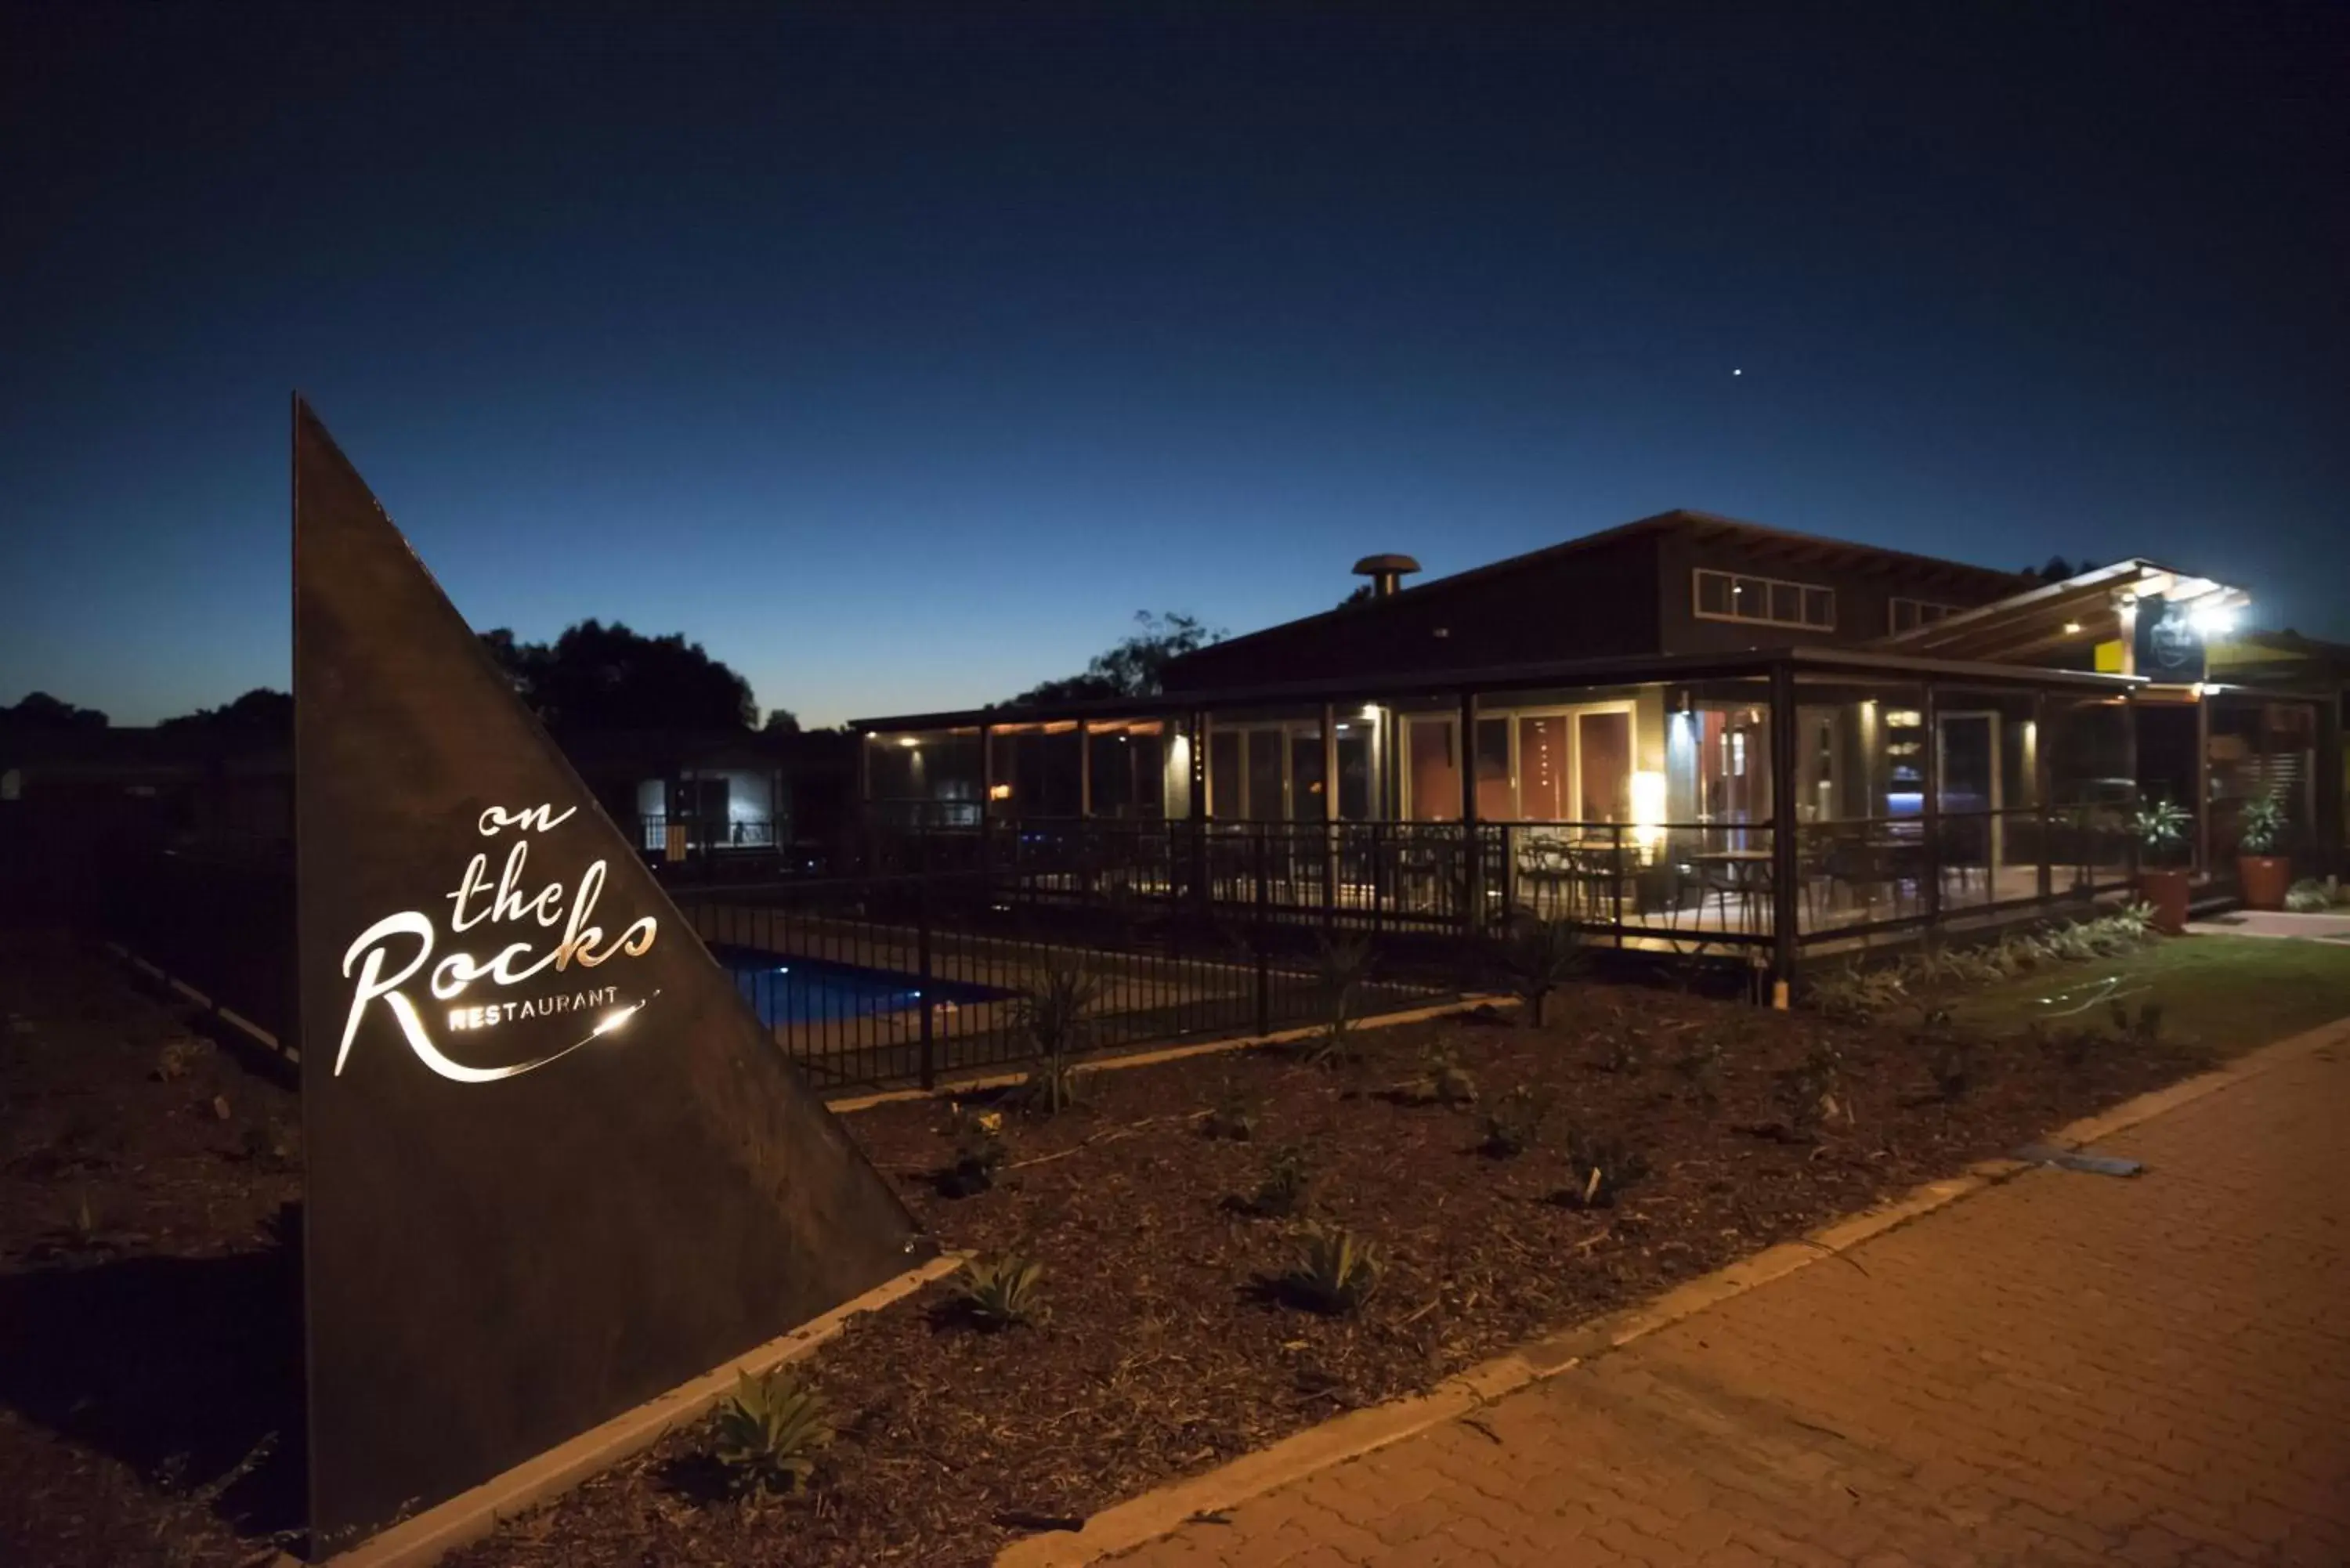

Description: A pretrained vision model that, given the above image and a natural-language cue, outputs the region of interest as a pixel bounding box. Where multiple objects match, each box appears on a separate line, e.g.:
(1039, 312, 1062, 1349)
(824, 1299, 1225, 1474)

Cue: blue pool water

(710, 944, 1009, 1027)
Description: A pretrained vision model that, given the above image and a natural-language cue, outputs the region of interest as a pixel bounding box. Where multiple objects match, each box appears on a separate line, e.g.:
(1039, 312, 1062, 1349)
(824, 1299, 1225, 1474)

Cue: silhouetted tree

(762, 708, 801, 734)
(478, 620, 757, 732)
(1336, 583, 1376, 609)
(1013, 611, 1223, 704)
(1, 691, 109, 730)
(157, 688, 291, 733)
(2024, 555, 2084, 583)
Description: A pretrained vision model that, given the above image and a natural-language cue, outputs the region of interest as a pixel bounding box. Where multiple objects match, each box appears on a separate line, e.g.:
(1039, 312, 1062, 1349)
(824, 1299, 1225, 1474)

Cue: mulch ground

(0, 931, 303, 1568)
(2, 931, 2215, 1568)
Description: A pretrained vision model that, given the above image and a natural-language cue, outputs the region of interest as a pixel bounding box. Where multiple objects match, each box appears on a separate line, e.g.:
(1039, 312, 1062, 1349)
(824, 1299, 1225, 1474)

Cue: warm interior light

(988, 782, 1011, 800)
(1630, 771, 1666, 858)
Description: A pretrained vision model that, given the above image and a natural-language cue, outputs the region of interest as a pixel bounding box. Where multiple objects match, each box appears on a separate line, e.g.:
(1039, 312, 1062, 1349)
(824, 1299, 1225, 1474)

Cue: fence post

(1253, 828, 1271, 1037)
(916, 840, 936, 1091)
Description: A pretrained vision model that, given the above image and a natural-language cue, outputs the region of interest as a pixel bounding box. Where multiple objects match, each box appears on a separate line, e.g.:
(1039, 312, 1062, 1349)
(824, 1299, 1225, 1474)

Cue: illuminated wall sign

(292, 398, 924, 1545)
(334, 801, 658, 1082)
(2132, 595, 2207, 685)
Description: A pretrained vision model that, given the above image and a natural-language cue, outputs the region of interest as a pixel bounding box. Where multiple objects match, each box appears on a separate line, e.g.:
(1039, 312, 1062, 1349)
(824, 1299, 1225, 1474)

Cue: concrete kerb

(996, 1012, 2350, 1568)
(305, 1250, 966, 1568)
(826, 994, 1517, 1115)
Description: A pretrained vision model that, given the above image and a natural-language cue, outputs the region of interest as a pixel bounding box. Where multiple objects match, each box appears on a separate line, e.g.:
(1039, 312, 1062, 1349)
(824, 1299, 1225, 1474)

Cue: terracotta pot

(2138, 868, 2192, 934)
(2237, 854, 2291, 912)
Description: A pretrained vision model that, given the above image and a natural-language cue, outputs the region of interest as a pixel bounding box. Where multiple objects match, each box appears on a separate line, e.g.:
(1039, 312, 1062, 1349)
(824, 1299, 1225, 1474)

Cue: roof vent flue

(1351, 553, 1422, 598)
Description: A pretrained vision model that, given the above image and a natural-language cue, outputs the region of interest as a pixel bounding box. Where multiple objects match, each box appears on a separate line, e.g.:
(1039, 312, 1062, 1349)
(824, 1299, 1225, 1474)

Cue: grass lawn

(1949, 932, 2350, 1055)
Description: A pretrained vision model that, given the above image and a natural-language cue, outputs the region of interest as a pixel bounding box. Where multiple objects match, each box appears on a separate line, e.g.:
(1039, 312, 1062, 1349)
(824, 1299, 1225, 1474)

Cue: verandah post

(916, 830, 935, 1091)
(1457, 689, 1480, 937)
(1768, 659, 1799, 986)
(1253, 826, 1271, 1037)
(1922, 682, 1942, 927)
(2034, 690, 2054, 904)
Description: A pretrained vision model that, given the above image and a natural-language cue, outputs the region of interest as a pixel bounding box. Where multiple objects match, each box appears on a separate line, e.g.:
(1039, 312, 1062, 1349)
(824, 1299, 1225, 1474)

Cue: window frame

(1888, 597, 1964, 636)
(1691, 568, 1836, 631)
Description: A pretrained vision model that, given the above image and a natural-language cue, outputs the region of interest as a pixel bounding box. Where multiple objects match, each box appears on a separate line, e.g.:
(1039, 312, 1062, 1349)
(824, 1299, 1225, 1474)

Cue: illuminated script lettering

(337, 802, 658, 1082)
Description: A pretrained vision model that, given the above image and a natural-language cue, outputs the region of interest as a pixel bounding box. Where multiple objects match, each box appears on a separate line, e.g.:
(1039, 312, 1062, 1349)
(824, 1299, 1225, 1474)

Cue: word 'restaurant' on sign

(337, 801, 659, 1082)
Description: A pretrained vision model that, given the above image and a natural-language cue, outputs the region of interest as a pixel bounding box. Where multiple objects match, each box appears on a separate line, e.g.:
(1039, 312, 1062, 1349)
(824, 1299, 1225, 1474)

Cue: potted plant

(2234, 792, 2290, 911)
(2132, 797, 2193, 934)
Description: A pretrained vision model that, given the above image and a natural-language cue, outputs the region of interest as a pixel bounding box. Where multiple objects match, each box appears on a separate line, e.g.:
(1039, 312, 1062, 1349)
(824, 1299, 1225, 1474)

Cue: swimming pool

(710, 945, 1010, 1027)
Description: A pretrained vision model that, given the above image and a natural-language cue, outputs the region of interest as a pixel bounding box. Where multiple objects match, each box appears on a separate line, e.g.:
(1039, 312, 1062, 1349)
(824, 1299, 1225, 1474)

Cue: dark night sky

(4, 3, 2345, 727)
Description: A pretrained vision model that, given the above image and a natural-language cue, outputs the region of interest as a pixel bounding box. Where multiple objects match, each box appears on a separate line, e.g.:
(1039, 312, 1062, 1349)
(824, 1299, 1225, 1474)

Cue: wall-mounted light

(2189, 604, 2236, 638)
(2063, 620, 2084, 634)
(898, 736, 920, 749)
(1360, 703, 1379, 721)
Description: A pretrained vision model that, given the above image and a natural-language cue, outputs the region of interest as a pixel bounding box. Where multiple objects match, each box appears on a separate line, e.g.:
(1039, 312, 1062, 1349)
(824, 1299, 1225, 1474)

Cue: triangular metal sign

(292, 398, 924, 1542)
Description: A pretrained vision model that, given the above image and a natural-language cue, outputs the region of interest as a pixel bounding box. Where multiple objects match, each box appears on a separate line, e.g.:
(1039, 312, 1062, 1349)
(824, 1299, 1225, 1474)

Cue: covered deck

(856, 648, 2175, 971)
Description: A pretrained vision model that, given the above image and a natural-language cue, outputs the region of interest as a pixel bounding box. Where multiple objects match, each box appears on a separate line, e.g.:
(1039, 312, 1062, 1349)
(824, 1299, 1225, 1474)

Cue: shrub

(1499, 912, 1584, 1027)
(2236, 792, 2287, 856)
(1401, 1044, 1477, 1107)
(938, 1104, 1007, 1197)
(2284, 878, 2342, 913)
(1017, 954, 1103, 1116)
(712, 1367, 833, 1498)
(154, 1036, 209, 1083)
(1249, 1146, 1314, 1217)
(1558, 1129, 1648, 1209)
(1808, 961, 1907, 1022)
(1669, 1035, 1725, 1104)
(1773, 1042, 1846, 1139)
(1480, 1086, 1550, 1158)
(2133, 798, 2190, 867)
(1278, 1223, 1383, 1314)
(1599, 1028, 1648, 1075)
(960, 1253, 1048, 1329)
(1927, 1033, 1977, 1103)
(1203, 1084, 1260, 1142)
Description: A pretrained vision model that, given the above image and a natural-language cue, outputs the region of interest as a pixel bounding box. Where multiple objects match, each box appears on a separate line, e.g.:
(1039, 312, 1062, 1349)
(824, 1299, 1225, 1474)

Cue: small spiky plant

(1018, 955, 1103, 1116)
(960, 1253, 1047, 1329)
(1280, 1223, 1383, 1314)
(1249, 1146, 1314, 1217)
(1499, 912, 1584, 1027)
(1480, 1085, 1549, 1158)
(712, 1367, 833, 1498)
(1304, 933, 1374, 1064)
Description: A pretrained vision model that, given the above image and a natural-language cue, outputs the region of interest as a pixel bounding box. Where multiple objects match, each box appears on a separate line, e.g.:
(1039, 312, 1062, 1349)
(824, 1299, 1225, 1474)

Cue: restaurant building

(855, 511, 2345, 973)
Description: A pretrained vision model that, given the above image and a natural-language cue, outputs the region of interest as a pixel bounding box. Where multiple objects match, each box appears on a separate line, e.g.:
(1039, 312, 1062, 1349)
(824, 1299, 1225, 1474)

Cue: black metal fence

(681, 865, 1461, 1092)
(89, 808, 2142, 1097)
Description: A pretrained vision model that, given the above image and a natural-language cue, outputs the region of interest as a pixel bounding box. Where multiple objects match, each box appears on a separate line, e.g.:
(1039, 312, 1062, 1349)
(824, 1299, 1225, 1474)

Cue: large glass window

(1517, 716, 1568, 821)
(1246, 730, 1284, 820)
(1578, 711, 1632, 822)
(1474, 717, 1514, 821)
(1336, 723, 1373, 820)
(1289, 727, 1327, 821)
(1208, 729, 1242, 818)
(1408, 717, 1459, 822)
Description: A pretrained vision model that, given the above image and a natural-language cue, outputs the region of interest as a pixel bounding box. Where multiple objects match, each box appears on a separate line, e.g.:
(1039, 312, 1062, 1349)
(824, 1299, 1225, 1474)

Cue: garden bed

(449, 964, 2215, 1567)
(0, 926, 2259, 1568)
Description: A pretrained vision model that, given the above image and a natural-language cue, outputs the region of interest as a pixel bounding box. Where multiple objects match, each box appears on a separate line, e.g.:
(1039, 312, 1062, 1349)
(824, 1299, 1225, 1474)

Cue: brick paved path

(1113, 1033, 2350, 1567)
